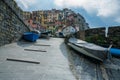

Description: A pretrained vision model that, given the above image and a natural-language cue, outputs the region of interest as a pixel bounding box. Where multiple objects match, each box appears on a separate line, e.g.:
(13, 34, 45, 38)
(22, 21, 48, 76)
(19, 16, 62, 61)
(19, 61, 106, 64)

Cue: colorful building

(23, 8, 89, 33)
(23, 11, 31, 20)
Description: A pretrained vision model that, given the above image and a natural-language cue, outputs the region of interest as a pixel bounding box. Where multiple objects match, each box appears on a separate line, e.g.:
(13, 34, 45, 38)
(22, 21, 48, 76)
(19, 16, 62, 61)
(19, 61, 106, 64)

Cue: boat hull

(68, 43, 107, 62)
(23, 32, 39, 42)
(67, 38, 108, 62)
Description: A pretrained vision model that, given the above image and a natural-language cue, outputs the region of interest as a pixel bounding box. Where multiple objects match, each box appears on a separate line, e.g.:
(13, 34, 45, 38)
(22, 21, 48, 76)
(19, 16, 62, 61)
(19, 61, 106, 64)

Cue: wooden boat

(110, 48, 120, 57)
(67, 38, 108, 62)
(23, 32, 39, 42)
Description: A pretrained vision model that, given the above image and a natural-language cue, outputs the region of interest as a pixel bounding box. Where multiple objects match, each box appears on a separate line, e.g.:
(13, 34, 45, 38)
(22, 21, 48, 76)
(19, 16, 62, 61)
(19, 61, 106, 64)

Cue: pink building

(24, 19, 46, 31)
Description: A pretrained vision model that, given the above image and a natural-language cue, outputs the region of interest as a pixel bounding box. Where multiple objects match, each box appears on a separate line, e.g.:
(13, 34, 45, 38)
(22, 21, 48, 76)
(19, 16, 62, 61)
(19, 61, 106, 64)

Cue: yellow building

(31, 9, 62, 31)
(32, 10, 48, 28)
(23, 11, 31, 20)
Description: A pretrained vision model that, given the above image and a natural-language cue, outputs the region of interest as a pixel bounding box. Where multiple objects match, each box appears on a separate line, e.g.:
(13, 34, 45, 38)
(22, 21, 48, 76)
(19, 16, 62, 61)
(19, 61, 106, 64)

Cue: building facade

(23, 8, 89, 33)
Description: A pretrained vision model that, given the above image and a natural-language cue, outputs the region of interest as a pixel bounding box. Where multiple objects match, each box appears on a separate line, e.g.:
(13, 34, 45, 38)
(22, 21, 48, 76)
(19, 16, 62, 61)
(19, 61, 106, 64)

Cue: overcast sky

(15, 0, 120, 28)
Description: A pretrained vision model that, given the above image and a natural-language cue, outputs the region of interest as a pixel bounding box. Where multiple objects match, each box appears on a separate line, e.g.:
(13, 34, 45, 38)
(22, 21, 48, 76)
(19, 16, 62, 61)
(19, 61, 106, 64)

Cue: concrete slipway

(0, 38, 120, 80)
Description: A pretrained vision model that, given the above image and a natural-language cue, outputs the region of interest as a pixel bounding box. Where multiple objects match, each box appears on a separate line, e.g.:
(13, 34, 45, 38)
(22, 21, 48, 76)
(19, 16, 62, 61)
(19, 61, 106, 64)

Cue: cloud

(54, 0, 120, 23)
(97, 0, 120, 17)
(15, 0, 120, 24)
(115, 17, 120, 23)
(15, 0, 57, 11)
(15, 0, 37, 9)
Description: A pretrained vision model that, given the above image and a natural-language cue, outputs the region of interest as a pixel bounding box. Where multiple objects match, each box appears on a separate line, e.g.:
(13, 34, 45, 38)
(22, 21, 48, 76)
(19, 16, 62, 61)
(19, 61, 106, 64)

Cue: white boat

(68, 38, 109, 62)
(62, 26, 76, 37)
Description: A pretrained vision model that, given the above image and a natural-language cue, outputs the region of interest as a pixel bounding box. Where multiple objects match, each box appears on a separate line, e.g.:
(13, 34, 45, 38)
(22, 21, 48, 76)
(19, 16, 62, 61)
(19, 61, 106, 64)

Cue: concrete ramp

(0, 38, 76, 80)
(0, 38, 120, 80)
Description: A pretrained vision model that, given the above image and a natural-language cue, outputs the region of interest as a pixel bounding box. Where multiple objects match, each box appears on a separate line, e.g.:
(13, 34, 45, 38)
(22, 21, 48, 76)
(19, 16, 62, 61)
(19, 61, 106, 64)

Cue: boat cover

(69, 38, 107, 51)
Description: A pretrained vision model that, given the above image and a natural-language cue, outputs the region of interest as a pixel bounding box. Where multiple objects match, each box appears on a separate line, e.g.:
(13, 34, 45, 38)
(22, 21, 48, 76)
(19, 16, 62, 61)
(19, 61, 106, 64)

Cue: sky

(15, 0, 120, 28)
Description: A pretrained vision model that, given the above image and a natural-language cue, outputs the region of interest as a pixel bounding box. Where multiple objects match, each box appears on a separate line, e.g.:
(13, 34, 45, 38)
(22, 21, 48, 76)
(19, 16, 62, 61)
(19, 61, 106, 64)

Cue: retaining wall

(84, 26, 120, 48)
(0, 0, 30, 46)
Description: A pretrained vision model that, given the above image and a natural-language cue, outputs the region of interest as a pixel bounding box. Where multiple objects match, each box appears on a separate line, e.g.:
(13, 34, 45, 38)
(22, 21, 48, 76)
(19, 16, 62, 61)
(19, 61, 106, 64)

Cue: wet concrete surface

(0, 38, 120, 80)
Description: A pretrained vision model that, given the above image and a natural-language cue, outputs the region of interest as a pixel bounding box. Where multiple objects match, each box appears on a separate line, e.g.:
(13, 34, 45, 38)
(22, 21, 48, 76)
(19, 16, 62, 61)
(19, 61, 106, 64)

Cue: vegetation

(85, 34, 108, 47)
(85, 34, 120, 48)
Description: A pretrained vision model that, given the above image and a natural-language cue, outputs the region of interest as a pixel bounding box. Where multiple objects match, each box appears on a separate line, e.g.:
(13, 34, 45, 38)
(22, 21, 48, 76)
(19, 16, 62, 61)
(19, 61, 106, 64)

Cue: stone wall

(85, 27, 106, 46)
(84, 26, 120, 48)
(76, 31, 85, 40)
(108, 26, 120, 48)
(0, 0, 30, 46)
(108, 26, 120, 37)
(85, 27, 105, 37)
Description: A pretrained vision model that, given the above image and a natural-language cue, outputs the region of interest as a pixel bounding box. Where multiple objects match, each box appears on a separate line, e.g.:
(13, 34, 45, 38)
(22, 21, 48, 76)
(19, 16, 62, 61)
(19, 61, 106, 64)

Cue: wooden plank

(34, 44, 51, 46)
(6, 58, 40, 64)
(24, 49, 47, 52)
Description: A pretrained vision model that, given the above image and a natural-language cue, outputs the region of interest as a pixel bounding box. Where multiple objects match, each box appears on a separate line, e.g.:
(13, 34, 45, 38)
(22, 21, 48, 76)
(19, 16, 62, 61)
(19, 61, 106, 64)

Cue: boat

(40, 31, 51, 38)
(67, 38, 109, 62)
(55, 32, 64, 38)
(110, 48, 120, 57)
(62, 26, 76, 37)
(23, 32, 39, 42)
(41, 31, 51, 35)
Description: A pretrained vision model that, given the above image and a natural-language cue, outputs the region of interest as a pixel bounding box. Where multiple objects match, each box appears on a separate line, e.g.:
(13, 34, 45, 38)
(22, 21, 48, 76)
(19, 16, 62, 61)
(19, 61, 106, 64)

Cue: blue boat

(110, 48, 120, 56)
(23, 32, 39, 42)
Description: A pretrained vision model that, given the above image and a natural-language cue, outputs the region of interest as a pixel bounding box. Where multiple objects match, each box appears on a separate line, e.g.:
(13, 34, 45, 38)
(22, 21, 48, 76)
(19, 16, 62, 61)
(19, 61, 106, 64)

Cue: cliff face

(0, 0, 29, 46)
